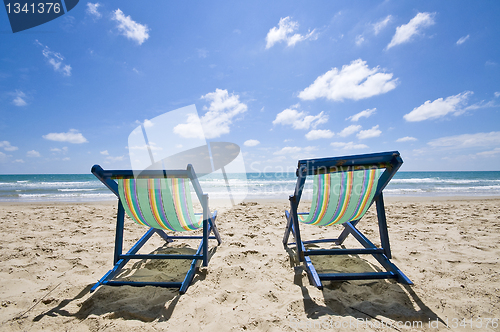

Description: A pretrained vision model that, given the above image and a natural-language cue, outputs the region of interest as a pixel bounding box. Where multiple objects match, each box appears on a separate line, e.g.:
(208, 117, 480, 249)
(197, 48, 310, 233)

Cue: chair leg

(290, 198, 304, 262)
(114, 201, 125, 265)
(283, 210, 293, 246)
(209, 211, 222, 245)
(375, 193, 392, 259)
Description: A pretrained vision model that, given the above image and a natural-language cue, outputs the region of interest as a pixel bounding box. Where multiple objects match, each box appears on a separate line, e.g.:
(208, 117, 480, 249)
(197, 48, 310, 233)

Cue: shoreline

(1, 195, 500, 206)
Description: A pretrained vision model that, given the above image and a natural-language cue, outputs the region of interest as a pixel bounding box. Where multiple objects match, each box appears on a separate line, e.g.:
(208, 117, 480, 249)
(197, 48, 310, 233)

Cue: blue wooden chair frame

(283, 151, 412, 289)
(91, 164, 222, 294)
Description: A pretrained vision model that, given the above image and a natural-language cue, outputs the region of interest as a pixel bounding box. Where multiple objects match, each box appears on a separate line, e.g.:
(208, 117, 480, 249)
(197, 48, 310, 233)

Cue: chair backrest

(293, 151, 403, 226)
(298, 167, 380, 226)
(91, 164, 206, 232)
(118, 177, 201, 232)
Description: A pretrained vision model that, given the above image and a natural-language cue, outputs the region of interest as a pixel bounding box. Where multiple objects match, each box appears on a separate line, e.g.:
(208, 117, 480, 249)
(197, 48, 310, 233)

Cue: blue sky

(1, 1, 499, 174)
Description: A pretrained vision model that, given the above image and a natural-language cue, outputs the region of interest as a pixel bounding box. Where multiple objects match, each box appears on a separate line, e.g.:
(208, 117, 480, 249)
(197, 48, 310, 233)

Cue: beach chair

(90, 164, 222, 294)
(283, 151, 412, 289)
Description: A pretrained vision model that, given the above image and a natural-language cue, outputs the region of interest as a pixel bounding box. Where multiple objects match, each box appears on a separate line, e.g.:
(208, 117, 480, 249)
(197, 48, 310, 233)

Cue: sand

(0, 197, 499, 331)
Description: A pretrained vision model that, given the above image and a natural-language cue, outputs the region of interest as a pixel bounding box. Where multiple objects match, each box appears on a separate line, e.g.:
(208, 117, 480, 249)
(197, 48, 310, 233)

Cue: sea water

(0, 171, 499, 202)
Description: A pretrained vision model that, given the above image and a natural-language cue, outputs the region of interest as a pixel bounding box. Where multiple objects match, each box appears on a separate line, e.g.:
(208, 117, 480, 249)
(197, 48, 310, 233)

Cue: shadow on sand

(33, 245, 217, 323)
(285, 245, 445, 327)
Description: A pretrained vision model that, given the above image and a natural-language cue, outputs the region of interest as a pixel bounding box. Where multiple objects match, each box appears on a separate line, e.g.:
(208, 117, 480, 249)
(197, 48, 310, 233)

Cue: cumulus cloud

(273, 109, 328, 130)
(0, 141, 18, 151)
(43, 129, 88, 144)
(396, 136, 417, 142)
(387, 12, 435, 49)
(273, 146, 316, 155)
(331, 142, 368, 150)
(174, 89, 247, 139)
(27, 150, 41, 158)
(347, 108, 376, 122)
(428, 131, 500, 149)
(86, 2, 101, 19)
(403, 91, 473, 122)
(35, 40, 72, 76)
(265, 17, 316, 49)
(305, 129, 334, 140)
(50, 147, 68, 153)
(456, 34, 470, 45)
(373, 15, 392, 35)
(244, 139, 260, 147)
(112, 9, 150, 45)
(104, 155, 125, 163)
(12, 90, 28, 106)
(338, 125, 362, 137)
(128, 142, 162, 151)
(357, 125, 382, 139)
(298, 59, 398, 102)
(100, 150, 109, 155)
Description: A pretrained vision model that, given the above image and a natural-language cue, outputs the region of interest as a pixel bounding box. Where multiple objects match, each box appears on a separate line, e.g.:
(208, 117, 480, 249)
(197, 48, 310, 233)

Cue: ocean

(0, 171, 499, 202)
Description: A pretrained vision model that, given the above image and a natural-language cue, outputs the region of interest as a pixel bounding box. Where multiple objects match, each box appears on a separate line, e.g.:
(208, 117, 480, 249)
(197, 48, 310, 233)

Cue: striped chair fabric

(298, 167, 380, 226)
(117, 178, 203, 232)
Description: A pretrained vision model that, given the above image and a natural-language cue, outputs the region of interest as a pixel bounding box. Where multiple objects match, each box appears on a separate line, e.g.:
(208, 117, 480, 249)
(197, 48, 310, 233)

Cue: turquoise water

(0, 171, 499, 202)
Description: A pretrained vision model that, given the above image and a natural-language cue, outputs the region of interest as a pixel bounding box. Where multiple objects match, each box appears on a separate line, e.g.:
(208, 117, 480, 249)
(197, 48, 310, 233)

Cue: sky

(1, 1, 499, 174)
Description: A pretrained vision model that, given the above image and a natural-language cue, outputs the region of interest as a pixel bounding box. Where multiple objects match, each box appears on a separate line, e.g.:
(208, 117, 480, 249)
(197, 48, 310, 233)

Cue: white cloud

(357, 125, 381, 139)
(27, 150, 41, 158)
(298, 59, 398, 102)
(13, 159, 24, 163)
(112, 9, 150, 45)
(476, 148, 500, 157)
(331, 142, 368, 150)
(403, 91, 472, 122)
(456, 34, 470, 45)
(305, 129, 334, 140)
(338, 125, 362, 137)
(428, 131, 500, 149)
(495, 92, 500, 98)
(347, 108, 376, 122)
(387, 12, 435, 49)
(43, 129, 88, 144)
(106, 155, 125, 162)
(355, 35, 364, 46)
(265, 17, 316, 49)
(100, 150, 109, 155)
(86, 3, 101, 19)
(373, 15, 392, 35)
(12, 90, 27, 106)
(0, 141, 18, 151)
(128, 142, 162, 151)
(273, 108, 328, 130)
(274, 146, 316, 155)
(35, 40, 72, 76)
(50, 147, 68, 153)
(396, 136, 417, 142)
(174, 89, 247, 139)
(244, 139, 260, 147)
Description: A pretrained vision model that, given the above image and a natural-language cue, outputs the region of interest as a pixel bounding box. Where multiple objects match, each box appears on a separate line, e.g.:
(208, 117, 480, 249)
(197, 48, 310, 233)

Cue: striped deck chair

(91, 164, 221, 294)
(283, 151, 412, 289)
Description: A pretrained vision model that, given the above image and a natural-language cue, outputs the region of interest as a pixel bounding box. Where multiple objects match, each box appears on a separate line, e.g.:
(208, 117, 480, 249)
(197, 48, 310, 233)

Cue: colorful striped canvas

(117, 178, 203, 232)
(298, 168, 380, 226)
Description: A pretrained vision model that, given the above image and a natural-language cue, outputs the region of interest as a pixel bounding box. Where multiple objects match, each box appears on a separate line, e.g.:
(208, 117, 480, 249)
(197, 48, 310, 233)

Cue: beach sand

(0, 197, 499, 331)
